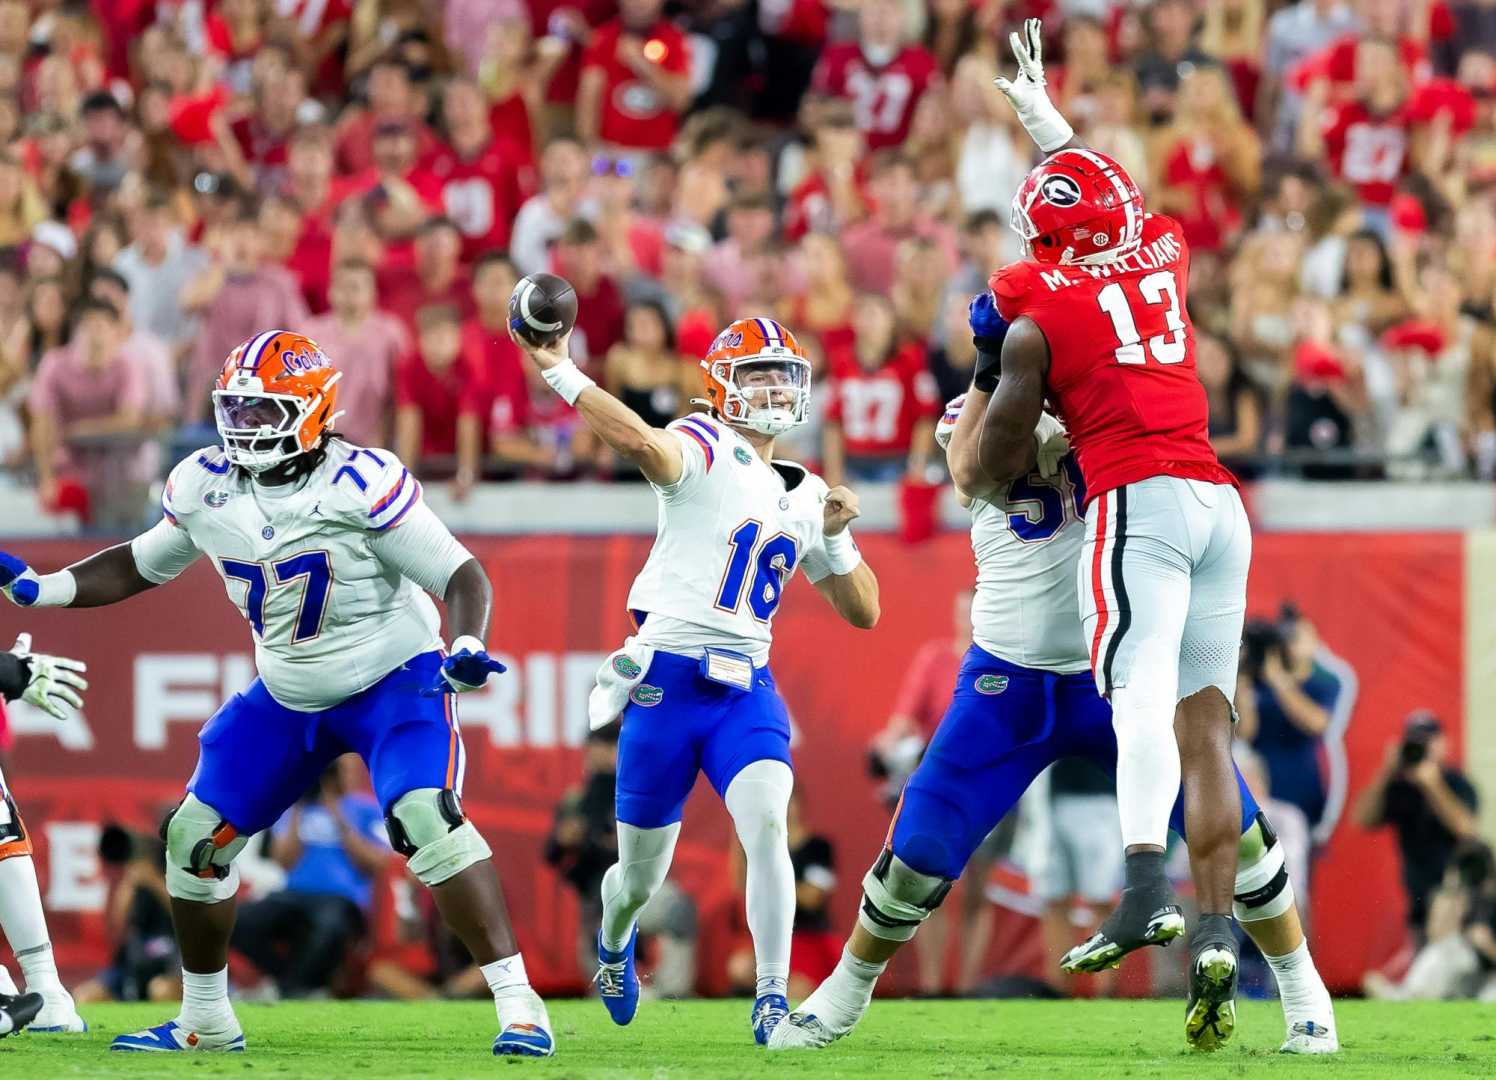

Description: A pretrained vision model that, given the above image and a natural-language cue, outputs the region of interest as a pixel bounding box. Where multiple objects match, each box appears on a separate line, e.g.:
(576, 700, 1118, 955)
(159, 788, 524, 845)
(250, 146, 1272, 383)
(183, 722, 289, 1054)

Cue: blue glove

(0, 551, 39, 606)
(422, 635, 507, 697)
(968, 292, 1011, 393)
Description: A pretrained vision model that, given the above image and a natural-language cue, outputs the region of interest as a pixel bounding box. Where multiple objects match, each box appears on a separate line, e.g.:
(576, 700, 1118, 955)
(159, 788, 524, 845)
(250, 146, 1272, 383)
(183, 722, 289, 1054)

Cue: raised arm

(994, 19, 1086, 154)
(510, 328, 685, 487)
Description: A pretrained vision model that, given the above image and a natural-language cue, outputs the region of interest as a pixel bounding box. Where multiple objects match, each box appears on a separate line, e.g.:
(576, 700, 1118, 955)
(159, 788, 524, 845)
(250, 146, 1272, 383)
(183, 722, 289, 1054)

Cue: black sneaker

(1060, 877, 1185, 973)
(1185, 916, 1240, 1052)
(0, 991, 44, 1038)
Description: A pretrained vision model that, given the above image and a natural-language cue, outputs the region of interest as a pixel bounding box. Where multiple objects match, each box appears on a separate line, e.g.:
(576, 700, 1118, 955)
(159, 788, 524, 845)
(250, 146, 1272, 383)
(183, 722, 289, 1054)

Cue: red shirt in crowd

(527, 0, 618, 105)
(1160, 138, 1243, 253)
(396, 348, 488, 457)
(570, 275, 627, 361)
(783, 163, 871, 242)
(335, 113, 439, 176)
(811, 43, 940, 150)
(379, 267, 476, 338)
(891, 638, 964, 737)
(1320, 101, 1410, 207)
(418, 139, 527, 261)
(824, 340, 940, 457)
(465, 319, 533, 437)
(580, 18, 692, 150)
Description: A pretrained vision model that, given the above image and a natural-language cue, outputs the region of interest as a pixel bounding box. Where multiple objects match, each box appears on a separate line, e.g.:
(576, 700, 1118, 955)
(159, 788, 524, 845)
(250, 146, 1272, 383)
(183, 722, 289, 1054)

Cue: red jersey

(580, 19, 691, 150)
(395, 349, 488, 457)
(991, 214, 1233, 501)
(1320, 101, 1410, 207)
(825, 340, 939, 457)
(810, 43, 939, 150)
(418, 139, 526, 261)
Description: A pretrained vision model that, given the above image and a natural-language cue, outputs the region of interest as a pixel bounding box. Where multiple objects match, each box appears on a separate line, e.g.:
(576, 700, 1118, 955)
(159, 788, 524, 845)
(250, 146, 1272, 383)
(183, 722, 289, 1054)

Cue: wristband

(973, 345, 1002, 393)
(450, 634, 486, 657)
(541, 359, 595, 406)
(30, 570, 77, 607)
(1024, 108, 1074, 154)
(822, 528, 861, 576)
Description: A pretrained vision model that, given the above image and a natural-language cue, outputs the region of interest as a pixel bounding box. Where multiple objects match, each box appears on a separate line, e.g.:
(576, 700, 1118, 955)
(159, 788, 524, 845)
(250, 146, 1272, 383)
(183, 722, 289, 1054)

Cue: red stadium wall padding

(0, 532, 1464, 995)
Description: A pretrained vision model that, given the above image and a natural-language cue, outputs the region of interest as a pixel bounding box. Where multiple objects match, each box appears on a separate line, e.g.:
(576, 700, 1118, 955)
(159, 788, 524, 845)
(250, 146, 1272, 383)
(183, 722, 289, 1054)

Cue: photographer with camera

(1365, 838, 1496, 1001)
(1353, 711, 1480, 936)
(1236, 605, 1350, 836)
(74, 823, 179, 1005)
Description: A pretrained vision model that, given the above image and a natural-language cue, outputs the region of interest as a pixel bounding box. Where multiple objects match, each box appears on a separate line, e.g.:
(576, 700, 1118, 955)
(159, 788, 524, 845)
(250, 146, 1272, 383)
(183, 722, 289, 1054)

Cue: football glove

(11, 633, 88, 721)
(1033, 412, 1070, 480)
(993, 18, 1074, 153)
(969, 292, 1011, 393)
(0, 551, 40, 607)
(423, 635, 507, 696)
(935, 394, 965, 453)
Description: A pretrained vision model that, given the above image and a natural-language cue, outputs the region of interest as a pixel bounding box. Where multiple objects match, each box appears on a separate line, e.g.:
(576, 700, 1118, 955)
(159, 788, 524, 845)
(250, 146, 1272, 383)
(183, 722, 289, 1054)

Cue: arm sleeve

(0, 652, 28, 702)
(367, 499, 475, 596)
(130, 517, 204, 584)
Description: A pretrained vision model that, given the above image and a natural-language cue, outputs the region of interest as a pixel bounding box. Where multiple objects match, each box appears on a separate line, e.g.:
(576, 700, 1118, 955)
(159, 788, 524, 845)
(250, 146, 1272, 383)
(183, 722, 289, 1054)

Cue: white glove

(993, 18, 1074, 153)
(11, 633, 87, 721)
(935, 394, 965, 453)
(1033, 412, 1070, 479)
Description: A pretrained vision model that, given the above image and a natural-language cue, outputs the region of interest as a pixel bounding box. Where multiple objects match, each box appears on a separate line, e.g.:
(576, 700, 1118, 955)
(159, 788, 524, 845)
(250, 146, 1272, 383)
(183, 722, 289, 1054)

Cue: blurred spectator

(785, 790, 837, 1001)
(304, 259, 410, 449)
(473, 5, 566, 161)
(602, 298, 690, 437)
(1364, 839, 1496, 1001)
(510, 137, 590, 277)
(783, 100, 869, 244)
(1196, 331, 1262, 475)
(424, 78, 527, 261)
(810, 0, 940, 151)
(354, 121, 442, 246)
(1354, 711, 1480, 935)
(184, 204, 311, 424)
(1284, 297, 1366, 476)
(706, 194, 778, 313)
(1036, 759, 1122, 998)
(1152, 65, 1261, 254)
(380, 217, 474, 337)
(840, 151, 957, 297)
(1237, 605, 1349, 835)
(15, 274, 68, 374)
(577, 0, 692, 153)
(232, 758, 389, 999)
(1332, 229, 1410, 338)
(87, 268, 180, 438)
(115, 193, 209, 355)
(553, 217, 624, 363)
(334, 57, 437, 176)
(70, 90, 132, 197)
(544, 724, 621, 981)
(1376, 265, 1473, 477)
(73, 823, 179, 1005)
(28, 297, 152, 526)
(465, 251, 556, 475)
(1134, 0, 1218, 126)
(822, 293, 938, 486)
(0, 149, 44, 247)
(395, 302, 484, 498)
(785, 232, 855, 351)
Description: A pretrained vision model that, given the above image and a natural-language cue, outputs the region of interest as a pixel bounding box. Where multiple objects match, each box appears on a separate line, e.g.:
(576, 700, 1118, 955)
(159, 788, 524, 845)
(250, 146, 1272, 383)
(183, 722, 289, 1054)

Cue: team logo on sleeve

(612, 655, 643, 679)
(975, 674, 1009, 695)
(261, 526, 275, 540)
(629, 684, 664, 707)
(1039, 175, 1082, 207)
(203, 491, 230, 508)
(734, 446, 753, 466)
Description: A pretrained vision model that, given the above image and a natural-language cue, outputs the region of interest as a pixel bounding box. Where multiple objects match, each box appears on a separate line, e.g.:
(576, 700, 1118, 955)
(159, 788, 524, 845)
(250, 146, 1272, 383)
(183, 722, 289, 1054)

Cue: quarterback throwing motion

(0, 331, 552, 1057)
(510, 314, 879, 1045)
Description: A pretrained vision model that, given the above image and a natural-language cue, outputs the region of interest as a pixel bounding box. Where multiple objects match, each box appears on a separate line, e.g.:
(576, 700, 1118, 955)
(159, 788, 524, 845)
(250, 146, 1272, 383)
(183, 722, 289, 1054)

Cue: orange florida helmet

(699, 317, 811, 436)
(213, 329, 341, 472)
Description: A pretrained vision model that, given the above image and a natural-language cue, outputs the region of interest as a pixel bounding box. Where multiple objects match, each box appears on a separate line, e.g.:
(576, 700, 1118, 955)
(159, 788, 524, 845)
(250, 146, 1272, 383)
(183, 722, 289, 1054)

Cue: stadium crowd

(0, 0, 1495, 525)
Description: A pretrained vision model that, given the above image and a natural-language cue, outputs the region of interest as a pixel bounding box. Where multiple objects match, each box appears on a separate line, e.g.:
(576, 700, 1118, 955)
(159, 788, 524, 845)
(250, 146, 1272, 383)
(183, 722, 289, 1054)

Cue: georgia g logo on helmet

(1040, 174, 1082, 207)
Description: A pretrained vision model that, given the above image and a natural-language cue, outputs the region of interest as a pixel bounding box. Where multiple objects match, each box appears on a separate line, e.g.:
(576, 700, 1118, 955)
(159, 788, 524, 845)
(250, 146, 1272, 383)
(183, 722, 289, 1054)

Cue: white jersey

(627, 414, 838, 665)
(132, 442, 471, 711)
(968, 457, 1091, 673)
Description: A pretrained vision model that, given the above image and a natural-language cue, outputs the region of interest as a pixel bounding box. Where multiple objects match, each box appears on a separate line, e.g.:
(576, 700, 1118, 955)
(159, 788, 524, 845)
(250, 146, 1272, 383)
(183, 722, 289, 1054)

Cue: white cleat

(767, 1010, 842, 1050)
(27, 988, 86, 1033)
(1281, 1019, 1339, 1054)
(0, 966, 16, 996)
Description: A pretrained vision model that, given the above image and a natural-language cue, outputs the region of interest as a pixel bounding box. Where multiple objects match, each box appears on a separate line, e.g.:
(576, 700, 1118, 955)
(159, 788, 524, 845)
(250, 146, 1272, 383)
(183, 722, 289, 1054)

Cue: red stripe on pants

(1089, 492, 1110, 672)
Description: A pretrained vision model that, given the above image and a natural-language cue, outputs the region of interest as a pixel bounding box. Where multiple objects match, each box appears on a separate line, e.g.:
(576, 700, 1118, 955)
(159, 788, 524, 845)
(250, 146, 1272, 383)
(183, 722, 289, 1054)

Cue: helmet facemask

(212, 372, 339, 473)
(716, 354, 811, 436)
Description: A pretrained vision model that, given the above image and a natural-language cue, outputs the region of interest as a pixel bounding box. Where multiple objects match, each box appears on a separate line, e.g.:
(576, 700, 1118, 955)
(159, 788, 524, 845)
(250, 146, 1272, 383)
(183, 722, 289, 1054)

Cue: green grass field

(2, 999, 1492, 1079)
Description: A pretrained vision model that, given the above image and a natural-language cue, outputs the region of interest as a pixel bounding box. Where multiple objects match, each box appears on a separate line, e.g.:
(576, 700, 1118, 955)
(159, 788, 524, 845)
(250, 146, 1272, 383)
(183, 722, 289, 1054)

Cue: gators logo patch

(612, 655, 642, 679)
(630, 684, 664, 707)
(734, 446, 753, 466)
(975, 674, 1009, 695)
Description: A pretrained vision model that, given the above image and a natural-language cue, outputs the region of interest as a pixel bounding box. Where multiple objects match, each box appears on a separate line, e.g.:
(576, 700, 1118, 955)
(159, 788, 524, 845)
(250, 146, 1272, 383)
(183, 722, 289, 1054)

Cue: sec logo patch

(975, 674, 1009, 695)
(630, 684, 663, 707)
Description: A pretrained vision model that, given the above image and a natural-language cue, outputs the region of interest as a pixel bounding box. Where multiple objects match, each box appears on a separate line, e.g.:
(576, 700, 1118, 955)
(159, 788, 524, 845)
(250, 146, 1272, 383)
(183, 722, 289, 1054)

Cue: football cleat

(1061, 881, 1184, 973)
(1185, 927, 1239, 1052)
(110, 1019, 246, 1052)
(766, 1010, 841, 1051)
(752, 992, 789, 1046)
(27, 987, 87, 1033)
(0, 991, 43, 1038)
(1281, 1019, 1339, 1054)
(594, 927, 640, 1026)
(493, 990, 555, 1057)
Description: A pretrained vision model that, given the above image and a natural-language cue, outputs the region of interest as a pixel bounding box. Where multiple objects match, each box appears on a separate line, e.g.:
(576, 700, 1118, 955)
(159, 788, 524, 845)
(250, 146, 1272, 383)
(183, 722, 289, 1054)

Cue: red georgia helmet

(1009, 148, 1145, 266)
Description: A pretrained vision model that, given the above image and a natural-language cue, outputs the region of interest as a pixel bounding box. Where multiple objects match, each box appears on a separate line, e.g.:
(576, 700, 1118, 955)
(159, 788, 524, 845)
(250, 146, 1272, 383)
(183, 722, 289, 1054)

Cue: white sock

(179, 967, 235, 1032)
(481, 953, 531, 997)
(725, 761, 795, 997)
(1266, 940, 1333, 1023)
(600, 822, 680, 954)
(0, 856, 62, 994)
(1110, 682, 1181, 849)
(808, 947, 887, 1032)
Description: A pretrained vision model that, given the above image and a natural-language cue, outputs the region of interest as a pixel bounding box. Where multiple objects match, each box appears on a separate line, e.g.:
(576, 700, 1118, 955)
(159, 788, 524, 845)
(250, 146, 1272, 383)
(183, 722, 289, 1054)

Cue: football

(508, 272, 578, 348)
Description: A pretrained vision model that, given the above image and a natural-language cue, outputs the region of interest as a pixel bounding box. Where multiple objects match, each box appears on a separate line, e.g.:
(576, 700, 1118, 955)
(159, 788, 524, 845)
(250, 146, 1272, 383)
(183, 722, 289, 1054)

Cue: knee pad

(0, 789, 31, 859)
(386, 788, 492, 886)
(162, 794, 247, 903)
(858, 848, 954, 943)
(1234, 813, 1295, 923)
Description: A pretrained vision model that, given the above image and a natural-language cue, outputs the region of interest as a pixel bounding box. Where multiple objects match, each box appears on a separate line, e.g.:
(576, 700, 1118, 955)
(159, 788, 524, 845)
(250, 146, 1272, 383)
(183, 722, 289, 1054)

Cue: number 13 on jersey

(1096, 269, 1187, 366)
